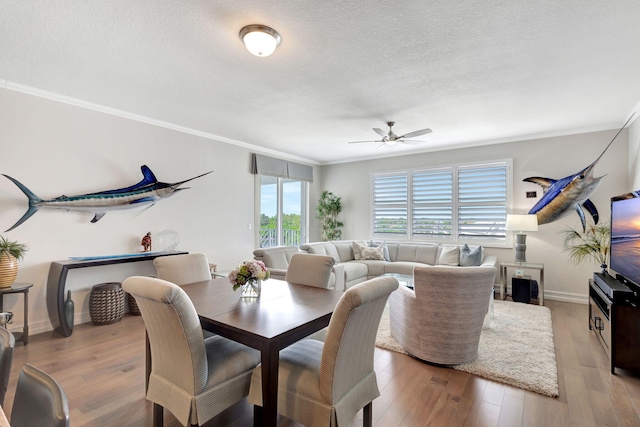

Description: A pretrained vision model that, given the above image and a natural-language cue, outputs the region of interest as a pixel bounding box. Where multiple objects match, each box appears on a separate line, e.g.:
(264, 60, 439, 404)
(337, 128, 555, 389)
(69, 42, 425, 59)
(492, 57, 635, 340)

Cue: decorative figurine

(141, 232, 152, 252)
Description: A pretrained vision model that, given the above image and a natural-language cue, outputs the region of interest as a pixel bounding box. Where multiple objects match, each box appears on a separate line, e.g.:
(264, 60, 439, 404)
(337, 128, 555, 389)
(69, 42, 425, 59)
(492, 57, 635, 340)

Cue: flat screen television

(610, 190, 640, 289)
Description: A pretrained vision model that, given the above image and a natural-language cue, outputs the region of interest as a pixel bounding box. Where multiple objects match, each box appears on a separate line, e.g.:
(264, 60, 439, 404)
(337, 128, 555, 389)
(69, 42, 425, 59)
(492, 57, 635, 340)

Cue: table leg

(539, 269, 544, 306)
(23, 290, 29, 345)
(501, 266, 507, 300)
(257, 345, 280, 427)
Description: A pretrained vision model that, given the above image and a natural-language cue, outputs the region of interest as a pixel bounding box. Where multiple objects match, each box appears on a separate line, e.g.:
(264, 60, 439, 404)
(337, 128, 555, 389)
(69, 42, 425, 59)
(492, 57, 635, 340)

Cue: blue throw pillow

(369, 240, 391, 261)
(460, 243, 483, 266)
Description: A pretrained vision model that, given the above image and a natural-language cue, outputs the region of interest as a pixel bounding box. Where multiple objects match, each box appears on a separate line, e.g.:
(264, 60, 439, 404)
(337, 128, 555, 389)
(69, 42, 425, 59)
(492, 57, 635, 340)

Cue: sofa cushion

(384, 261, 428, 276)
(460, 244, 483, 266)
(438, 245, 460, 266)
(332, 241, 356, 262)
(356, 260, 387, 277)
(342, 262, 369, 283)
(394, 243, 439, 264)
(253, 246, 299, 270)
(305, 242, 341, 263)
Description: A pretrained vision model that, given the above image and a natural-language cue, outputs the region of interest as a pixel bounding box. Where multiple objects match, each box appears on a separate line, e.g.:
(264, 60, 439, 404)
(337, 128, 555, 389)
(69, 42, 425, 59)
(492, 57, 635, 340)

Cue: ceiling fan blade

(347, 140, 381, 144)
(376, 143, 387, 150)
(399, 128, 432, 139)
(373, 128, 388, 137)
(401, 139, 427, 145)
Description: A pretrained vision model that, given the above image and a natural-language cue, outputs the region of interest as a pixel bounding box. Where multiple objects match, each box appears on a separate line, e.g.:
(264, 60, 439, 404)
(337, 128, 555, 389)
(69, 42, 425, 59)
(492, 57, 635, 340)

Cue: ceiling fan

(347, 121, 432, 149)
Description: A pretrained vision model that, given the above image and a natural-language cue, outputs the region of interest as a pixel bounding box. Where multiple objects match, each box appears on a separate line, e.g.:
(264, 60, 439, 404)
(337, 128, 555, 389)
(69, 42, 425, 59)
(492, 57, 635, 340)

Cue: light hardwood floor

(2, 299, 640, 426)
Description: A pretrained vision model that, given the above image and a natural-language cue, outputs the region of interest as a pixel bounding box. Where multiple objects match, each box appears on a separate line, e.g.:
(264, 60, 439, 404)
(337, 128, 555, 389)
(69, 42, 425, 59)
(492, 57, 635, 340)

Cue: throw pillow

(460, 243, 483, 266)
(352, 241, 368, 260)
(361, 245, 385, 260)
(438, 245, 460, 266)
(369, 240, 391, 261)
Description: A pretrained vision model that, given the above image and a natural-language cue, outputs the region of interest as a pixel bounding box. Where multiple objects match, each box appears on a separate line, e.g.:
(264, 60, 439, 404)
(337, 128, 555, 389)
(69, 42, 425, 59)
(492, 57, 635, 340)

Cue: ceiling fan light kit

(239, 24, 281, 57)
(347, 121, 433, 148)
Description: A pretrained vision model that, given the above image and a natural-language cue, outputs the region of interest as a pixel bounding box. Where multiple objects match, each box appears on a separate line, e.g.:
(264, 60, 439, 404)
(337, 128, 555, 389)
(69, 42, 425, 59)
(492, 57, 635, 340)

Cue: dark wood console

(589, 273, 640, 374)
(47, 251, 187, 337)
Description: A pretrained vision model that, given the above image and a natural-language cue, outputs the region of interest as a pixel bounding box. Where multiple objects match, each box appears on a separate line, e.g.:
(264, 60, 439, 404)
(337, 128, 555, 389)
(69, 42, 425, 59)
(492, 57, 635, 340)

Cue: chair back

(413, 266, 497, 363)
(122, 276, 207, 395)
(153, 253, 211, 285)
(0, 328, 14, 406)
(11, 363, 69, 427)
(320, 276, 398, 402)
(285, 253, 335, 288)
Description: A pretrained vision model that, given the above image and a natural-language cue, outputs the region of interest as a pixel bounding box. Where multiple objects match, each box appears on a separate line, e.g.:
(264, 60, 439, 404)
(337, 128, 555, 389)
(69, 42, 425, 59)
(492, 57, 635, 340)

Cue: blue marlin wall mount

(2, 165, 212, 232)
(524, 115, 634, 231)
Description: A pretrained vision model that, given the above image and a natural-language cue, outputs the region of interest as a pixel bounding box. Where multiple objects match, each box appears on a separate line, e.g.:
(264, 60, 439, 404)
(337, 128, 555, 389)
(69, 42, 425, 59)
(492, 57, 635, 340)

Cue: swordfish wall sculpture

(2, 165, 212, 232)
(524, 115, 633, 232)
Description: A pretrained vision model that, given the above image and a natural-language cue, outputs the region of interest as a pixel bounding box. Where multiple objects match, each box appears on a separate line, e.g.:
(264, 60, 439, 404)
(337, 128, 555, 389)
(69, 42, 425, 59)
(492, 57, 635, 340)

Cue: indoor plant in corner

(316, 190, 343, 241)
(561, 222, 610, 273)
(0, 235, 28, 288)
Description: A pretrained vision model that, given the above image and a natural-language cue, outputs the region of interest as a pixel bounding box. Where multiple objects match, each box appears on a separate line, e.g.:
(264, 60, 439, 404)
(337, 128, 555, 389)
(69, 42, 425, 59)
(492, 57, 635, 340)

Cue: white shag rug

(376, 300, 559, 397)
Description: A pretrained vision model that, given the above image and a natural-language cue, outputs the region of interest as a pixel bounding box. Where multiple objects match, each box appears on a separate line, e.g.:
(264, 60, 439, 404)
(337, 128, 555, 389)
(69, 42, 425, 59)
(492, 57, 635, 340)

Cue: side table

(0, 283, 32, 345)
(499, 262, 545, 305)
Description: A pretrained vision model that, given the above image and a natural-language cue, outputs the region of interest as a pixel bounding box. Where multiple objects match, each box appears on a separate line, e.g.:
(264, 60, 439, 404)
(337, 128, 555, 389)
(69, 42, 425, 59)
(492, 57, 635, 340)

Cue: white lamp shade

(240, 25, 281, 57)
(506, 214, 538, 232)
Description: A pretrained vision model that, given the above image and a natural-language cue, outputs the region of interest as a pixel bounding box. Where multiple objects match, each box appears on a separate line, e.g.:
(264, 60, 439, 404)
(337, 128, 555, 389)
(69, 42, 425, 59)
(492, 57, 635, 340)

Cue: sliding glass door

(259, 176, 306, 248)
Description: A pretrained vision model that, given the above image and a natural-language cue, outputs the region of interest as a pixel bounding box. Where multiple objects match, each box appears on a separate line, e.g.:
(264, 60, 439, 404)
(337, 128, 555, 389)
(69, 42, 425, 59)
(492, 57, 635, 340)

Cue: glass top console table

(499, 261, 545, 305)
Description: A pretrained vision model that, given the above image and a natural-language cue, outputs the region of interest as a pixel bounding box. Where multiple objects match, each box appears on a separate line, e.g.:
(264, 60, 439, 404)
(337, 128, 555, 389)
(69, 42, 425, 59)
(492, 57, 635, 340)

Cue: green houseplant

(561, 222, 610, 273)
(316, 191, 343, 241)
(0, 235, 28, 288)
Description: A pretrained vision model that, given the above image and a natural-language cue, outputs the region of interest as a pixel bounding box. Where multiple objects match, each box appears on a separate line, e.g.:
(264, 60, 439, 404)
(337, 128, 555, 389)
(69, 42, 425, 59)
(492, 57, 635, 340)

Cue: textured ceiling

(1, 0, 640, 164)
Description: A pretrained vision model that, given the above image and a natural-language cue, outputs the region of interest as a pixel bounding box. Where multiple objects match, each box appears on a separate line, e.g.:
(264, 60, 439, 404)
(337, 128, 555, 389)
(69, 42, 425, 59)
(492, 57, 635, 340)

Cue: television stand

(589, 273, 640, 374)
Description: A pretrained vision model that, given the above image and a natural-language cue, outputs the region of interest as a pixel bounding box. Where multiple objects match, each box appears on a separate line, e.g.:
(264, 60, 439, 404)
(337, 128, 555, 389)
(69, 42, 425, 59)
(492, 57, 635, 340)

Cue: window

(372, 160, 511, 245)
(252, 154, 312, 248)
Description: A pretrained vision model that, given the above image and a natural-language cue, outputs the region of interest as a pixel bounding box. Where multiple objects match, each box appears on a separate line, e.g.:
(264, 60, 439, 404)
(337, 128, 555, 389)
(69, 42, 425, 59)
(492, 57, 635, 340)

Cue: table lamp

(506, 214, 538, 263)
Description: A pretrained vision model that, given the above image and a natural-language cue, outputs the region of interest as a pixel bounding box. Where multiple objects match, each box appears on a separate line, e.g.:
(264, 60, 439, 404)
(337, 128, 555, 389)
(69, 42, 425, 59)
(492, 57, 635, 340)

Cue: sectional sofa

(253, 240, 497, 291)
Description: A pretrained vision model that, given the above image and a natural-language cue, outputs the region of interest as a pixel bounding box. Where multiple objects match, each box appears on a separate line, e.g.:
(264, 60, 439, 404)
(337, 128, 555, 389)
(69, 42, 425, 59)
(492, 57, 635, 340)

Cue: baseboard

(493, 284, 588, 305)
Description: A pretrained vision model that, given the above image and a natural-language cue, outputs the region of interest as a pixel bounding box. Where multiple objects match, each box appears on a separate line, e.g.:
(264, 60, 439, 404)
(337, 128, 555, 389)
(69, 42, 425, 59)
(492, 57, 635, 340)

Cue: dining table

(179, 277, 344, 427)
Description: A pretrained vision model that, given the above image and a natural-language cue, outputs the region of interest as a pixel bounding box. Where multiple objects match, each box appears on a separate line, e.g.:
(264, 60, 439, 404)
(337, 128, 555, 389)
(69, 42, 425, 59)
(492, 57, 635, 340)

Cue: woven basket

(127, 293, 141, 316)
(89, 282, 125, 325)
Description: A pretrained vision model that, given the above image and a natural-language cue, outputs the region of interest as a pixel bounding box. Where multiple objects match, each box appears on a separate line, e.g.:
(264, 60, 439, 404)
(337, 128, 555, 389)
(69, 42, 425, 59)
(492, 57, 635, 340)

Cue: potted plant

(561, 222, 610, 273)
(316, 191, 343, 241)
(0, 235, 28, 288)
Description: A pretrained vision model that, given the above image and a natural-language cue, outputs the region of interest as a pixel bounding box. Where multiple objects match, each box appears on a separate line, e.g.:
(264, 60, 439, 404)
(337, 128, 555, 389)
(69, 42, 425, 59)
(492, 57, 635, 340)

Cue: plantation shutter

(412, 169, 453, 237)
(458, 164, 507, 239)
(372, 172, 408, 235)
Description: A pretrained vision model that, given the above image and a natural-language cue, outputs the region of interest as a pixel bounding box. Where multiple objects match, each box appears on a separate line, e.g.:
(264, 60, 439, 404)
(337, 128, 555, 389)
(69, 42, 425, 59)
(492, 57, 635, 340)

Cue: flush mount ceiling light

(239, 24, 281, 57)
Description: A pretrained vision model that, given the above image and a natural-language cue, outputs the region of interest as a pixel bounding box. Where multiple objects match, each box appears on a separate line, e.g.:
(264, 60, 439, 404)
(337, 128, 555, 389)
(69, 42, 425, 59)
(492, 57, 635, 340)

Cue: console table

(47, 251, 187, 337)
(0, 283, 32, 345)
(499, 261, 545, 305)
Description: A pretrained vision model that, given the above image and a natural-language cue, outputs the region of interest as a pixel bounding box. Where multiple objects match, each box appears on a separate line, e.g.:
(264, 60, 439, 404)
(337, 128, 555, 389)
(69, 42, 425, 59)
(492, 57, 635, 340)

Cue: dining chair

(122, 276, 260, 427)
(389, 266, 497, 365)
(0, 327, 14, 406)
(153, 253, 211, 285)
(10, 363, 70, 427)
(248, 275, 399, 427)
(284, 253, 336, 289)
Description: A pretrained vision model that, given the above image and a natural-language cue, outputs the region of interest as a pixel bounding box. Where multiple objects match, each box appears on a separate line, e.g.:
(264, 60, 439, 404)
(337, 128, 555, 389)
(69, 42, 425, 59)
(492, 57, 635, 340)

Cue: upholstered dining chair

(285, 253, 336, 289)
(248, 275, 399, 427)
(10, 363, 70, 427)
(122, 276, 260, 427)
(389, 266, 497, 365)
(0, 327, 14, 406)
(153, 253, 211, 285)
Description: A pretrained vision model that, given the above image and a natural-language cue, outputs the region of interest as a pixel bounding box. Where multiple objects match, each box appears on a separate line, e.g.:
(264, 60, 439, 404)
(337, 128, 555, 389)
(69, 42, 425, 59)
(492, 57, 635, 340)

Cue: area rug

(376, 300, 559, 397)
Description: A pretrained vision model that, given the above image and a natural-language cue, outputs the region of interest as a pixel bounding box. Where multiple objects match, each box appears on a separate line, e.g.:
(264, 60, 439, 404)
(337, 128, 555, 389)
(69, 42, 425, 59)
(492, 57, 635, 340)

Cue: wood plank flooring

(2, 299, 640, 426)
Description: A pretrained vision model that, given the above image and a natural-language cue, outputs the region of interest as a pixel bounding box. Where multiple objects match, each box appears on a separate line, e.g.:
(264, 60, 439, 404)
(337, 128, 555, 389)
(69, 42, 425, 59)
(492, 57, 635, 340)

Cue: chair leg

(153, 403, 163, 427)
(363, 402, 373, 427)
(253, 405, 263, 427)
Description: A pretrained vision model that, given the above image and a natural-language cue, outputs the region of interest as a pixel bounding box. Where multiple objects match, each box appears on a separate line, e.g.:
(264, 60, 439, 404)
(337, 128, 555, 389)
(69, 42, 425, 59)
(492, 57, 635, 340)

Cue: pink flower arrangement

(228, 260, 270, 291)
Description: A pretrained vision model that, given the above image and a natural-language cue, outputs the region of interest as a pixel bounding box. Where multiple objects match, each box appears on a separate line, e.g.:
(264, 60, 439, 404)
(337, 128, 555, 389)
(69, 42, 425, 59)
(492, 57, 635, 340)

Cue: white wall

(629, 116, 640, 190)
(319, 130, 629, 303)
(0, 88, 320, 335)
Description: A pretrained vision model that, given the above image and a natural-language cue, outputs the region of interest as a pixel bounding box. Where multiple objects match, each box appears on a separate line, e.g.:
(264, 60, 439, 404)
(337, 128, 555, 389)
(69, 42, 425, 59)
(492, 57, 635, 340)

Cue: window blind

(372, 173, 408, 235)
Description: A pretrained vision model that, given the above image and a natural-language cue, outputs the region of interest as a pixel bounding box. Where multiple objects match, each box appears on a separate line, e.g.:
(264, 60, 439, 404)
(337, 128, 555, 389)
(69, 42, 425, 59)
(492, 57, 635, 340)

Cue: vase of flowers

(229, 260, 270, 298)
